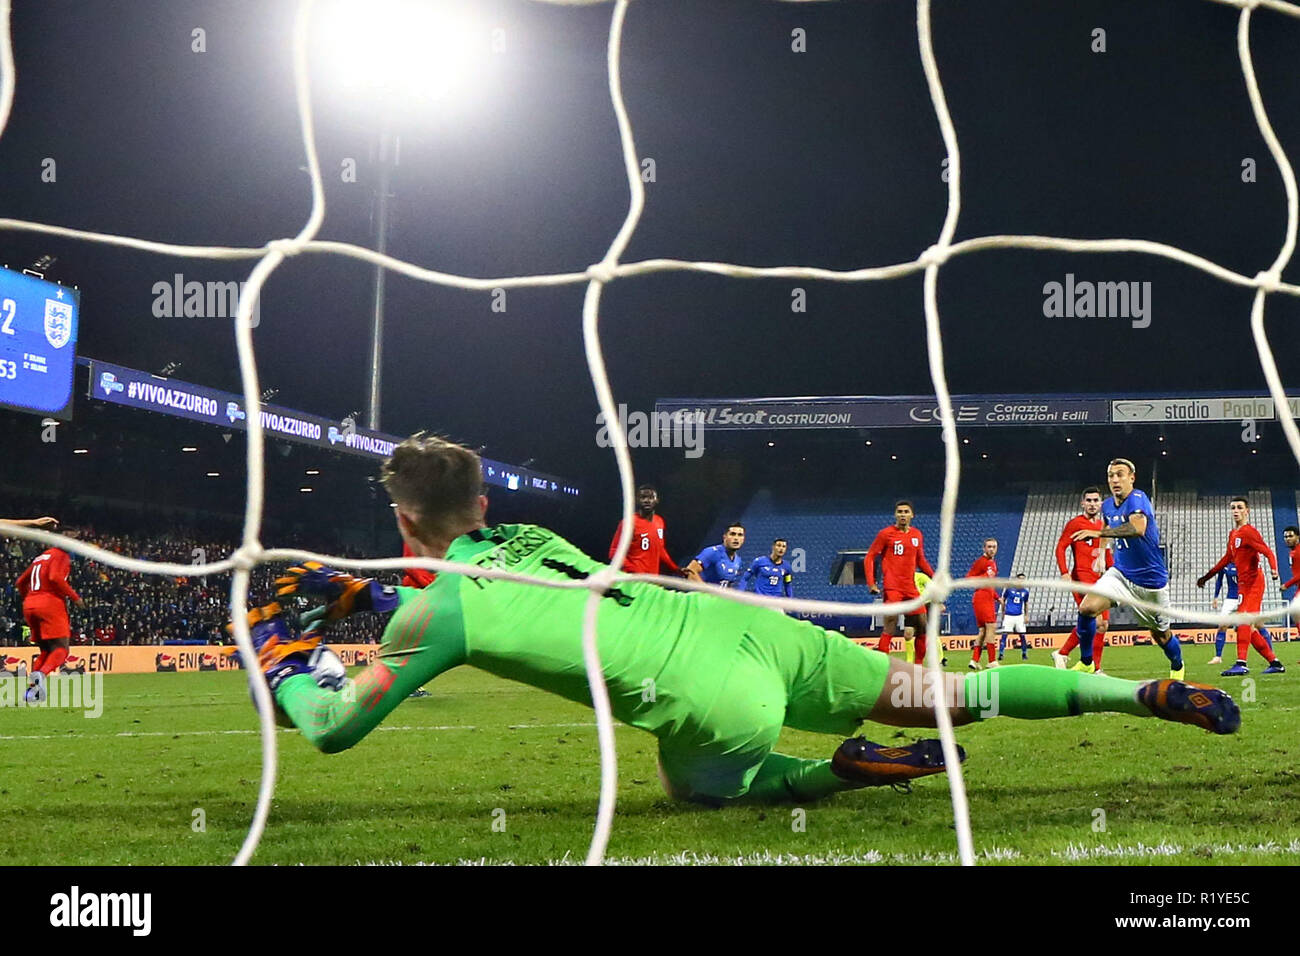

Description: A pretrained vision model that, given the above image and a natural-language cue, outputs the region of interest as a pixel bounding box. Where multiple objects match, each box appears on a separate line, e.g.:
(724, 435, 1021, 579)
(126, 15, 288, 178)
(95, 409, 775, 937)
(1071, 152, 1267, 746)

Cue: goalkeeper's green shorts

(656, 615, 892, 801)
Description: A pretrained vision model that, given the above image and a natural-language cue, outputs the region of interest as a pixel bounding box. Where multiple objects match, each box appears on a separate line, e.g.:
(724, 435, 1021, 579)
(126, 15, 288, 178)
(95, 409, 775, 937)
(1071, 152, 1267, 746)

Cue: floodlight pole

(367, 115, 397, 433)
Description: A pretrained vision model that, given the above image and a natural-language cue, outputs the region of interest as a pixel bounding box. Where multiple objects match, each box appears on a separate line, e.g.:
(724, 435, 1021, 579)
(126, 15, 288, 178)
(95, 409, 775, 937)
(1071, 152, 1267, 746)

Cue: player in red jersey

(609, 484, 682, 577)
(1051, 486, 1114, 671)
(865, 501, 934, 657)
(967, 538, 1001, 669)
(1281, 526, 1300, 591)
(1196, 497, 1283, 676)
(401, 540, 437, 588)
(16, 529, 84, 703)
(1284, 526, 1300, 659)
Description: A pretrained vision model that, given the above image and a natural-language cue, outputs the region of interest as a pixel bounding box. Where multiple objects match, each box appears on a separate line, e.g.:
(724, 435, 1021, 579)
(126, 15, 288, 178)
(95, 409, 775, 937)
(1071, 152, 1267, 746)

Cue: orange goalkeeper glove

(273, 561, 400, 621)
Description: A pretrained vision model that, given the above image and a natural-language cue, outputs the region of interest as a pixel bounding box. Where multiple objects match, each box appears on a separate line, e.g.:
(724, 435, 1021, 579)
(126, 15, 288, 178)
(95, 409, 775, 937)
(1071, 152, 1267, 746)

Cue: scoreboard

(0, 266, 79, 417)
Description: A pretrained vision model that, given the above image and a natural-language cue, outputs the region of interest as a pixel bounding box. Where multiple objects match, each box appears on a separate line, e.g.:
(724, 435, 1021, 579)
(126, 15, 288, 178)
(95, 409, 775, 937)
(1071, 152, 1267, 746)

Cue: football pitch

(3, 645, 1298, 867)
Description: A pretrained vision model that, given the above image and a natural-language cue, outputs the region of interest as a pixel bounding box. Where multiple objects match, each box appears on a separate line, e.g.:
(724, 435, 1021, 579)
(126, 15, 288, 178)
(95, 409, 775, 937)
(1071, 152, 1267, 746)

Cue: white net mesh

(1, 0, 1298, 867)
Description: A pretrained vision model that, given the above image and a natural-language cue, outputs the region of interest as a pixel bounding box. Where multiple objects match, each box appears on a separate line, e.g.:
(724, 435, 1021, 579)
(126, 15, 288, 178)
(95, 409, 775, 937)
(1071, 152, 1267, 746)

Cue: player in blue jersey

(1070, 458, 1185, 678)
(739, 538, 794, 598)
(1208, 562, 1272, 664)
(997, 573, 1031, 662)
(685, 523, 745, 587)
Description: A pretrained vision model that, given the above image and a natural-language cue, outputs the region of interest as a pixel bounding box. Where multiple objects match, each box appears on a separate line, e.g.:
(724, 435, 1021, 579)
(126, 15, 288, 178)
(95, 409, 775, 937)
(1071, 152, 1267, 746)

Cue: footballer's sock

(39, 646, 68, 675)
(961, 668, 1150, 720)
(1060, 630, 1079, 655)
(1161, 633, 1184, 670)
(1076, 614, 1097, 666)
(903, 636, 916, 661)
(877, 633, 893, 655)
(1214, 628, 1227, 657)
(1251, 630, 1276, 663)
(741, 752, 853, 801)
(1236, 624, 1253, 663)
(914, 634, 927, 664)
(1092, 633, 1106, 669)
(971, 645, 982, 664)
(31, 651, 47, 673)
(998, 635, 1007, 658)
(1260, 626, 1273, 649)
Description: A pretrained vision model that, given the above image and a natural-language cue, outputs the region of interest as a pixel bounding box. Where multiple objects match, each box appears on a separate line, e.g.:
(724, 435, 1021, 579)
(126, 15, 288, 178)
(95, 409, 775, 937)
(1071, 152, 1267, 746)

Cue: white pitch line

(0, 721, 616, 742)
(357, 839, 1300, 866)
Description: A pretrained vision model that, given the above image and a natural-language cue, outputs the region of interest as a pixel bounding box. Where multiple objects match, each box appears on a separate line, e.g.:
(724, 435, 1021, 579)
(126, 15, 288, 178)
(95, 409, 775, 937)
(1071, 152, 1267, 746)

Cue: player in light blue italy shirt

(1070, 458, 1184, 678)
(740, 538, 794, 598)
(686, 523, 745, 588)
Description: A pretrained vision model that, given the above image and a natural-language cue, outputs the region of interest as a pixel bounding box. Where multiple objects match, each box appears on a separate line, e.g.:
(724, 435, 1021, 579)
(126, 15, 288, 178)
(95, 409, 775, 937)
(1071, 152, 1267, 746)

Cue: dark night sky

(1, 0, 1298, 508)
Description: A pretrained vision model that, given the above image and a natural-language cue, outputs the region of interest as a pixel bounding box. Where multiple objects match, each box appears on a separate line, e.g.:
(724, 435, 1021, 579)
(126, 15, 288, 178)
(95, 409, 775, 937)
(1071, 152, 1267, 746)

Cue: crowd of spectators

(1, 504, 395, 647)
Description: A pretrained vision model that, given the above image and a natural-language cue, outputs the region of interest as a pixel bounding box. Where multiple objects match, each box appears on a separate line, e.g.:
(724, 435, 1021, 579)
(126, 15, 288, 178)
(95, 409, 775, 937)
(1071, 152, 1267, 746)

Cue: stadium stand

(720, 489, 1027, 635)
(1, 510, 391, 646)
(10, 479, 1288, 648)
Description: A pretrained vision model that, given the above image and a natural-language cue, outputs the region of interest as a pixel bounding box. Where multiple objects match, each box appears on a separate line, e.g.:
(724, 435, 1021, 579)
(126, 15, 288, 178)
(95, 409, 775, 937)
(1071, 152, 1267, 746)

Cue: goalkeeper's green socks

(961, 666, 1150, 720)
(741, 752, 855, 802)
(738, 671, 1156, 803)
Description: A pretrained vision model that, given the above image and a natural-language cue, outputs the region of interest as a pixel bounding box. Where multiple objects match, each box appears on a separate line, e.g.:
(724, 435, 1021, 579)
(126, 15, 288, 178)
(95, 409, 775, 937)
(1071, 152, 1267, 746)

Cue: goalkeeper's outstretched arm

(275, 587, 467, 754)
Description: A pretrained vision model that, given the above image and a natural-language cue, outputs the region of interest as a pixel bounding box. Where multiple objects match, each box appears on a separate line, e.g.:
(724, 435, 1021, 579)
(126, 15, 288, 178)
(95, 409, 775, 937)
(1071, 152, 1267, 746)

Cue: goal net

(1, 0, 1298, 867)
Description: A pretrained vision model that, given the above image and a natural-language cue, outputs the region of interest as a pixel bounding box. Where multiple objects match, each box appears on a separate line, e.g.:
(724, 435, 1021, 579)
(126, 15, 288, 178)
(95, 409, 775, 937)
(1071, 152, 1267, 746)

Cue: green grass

(2, 645, 1298, 865)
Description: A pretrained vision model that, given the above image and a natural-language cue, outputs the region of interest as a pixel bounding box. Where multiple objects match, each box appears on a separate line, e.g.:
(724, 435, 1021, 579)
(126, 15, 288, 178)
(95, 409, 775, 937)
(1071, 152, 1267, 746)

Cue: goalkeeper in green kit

(251, 434, 1241, 806)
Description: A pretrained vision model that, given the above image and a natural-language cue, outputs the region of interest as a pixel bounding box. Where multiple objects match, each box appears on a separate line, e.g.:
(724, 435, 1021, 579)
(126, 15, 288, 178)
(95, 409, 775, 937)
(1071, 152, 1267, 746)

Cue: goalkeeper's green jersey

(275, 523, 809, 754)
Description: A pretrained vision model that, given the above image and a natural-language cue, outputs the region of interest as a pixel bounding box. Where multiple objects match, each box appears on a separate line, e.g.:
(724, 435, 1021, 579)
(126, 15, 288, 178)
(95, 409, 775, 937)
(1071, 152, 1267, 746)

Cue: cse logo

(908, 405, 979, 424)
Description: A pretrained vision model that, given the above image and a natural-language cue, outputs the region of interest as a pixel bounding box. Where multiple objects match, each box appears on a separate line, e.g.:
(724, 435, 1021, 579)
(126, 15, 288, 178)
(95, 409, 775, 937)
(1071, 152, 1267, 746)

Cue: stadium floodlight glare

(306, 469, 320, 475)
(316, 0, 484, 104)
(72, 448, 88, 455)
(181, 446, 198, 453)
(315, 2, 488, 430)
(300, 487, 314, 493)
(207, 472, 220, 478)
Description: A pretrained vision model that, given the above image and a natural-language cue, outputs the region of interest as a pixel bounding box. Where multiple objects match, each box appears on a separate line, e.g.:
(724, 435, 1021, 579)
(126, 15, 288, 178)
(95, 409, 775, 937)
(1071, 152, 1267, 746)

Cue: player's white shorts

(1220, 597, 1240, 615)
(1002, 613, 1026, 634)
(1092, 566, 1172, 631)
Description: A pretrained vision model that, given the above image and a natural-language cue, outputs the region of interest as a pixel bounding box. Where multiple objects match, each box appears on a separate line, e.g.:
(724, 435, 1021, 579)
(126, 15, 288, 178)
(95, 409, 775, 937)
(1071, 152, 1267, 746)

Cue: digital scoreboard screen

(0, 266, 79, 417)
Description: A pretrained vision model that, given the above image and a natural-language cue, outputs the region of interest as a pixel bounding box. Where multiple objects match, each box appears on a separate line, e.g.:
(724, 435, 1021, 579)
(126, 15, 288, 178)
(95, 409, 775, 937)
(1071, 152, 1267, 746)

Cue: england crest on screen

(44, 298, 73, 349)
